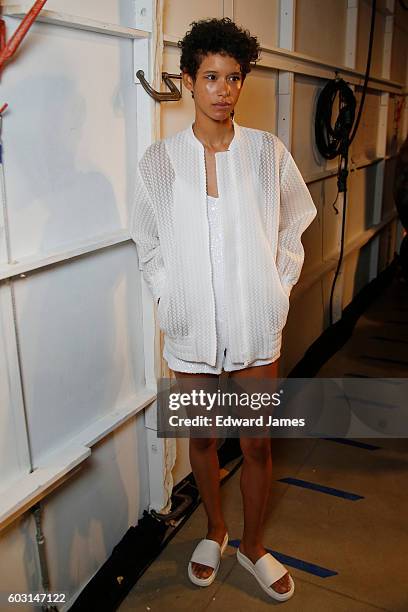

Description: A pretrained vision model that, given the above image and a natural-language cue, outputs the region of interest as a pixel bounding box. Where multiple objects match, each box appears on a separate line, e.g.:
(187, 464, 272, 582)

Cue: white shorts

(163, 194, 275, 374)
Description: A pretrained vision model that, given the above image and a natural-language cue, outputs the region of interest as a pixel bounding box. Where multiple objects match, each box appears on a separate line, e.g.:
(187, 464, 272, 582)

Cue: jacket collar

(187, 118, 241, 153)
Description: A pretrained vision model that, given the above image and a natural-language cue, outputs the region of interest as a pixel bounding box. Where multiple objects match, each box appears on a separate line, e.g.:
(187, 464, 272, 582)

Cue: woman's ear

(182, 70, 194, 97)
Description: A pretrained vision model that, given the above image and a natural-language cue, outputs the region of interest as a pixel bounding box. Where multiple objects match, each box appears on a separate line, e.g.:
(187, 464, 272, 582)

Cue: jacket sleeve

(276, 147, 317, 297)
(129, 161, 166, 304)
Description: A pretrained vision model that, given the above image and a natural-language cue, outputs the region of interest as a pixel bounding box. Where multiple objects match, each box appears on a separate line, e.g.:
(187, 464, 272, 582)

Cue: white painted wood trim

(0, 281, 32, 479)
(345, 0, 358, 69)
(277, 72, 294, 149)
(0, 120, 31, 496)
(279, 0, 295, 50)
(277, 0, 295, 149)
(373, 83, 389, 291)
(134, 2, 173, 514)
(145, 420, 170, 512)
(223, 0, 234, 19)
(0, 229, 130, 281)
(3, 5, 149, 39)
(134, 34, 158, 395)
(370, 0, 394, 280)
(383, 12, 394, 79)
(162, 34, 404, 94)
(373, 159, 386, 226)
(134, 0, 153, 33)
(377, 92, 389, 159)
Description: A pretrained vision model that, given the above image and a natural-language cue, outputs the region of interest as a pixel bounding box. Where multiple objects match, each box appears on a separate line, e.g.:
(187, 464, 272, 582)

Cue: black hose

(314, 78, 356, 160)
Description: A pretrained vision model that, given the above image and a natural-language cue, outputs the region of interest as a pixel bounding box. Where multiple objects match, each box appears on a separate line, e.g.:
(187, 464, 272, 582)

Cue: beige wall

(295, 0, 348, 65)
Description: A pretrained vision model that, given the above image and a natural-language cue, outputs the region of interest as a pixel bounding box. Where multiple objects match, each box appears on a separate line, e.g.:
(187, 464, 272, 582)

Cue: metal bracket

(136, 70, 182, 101)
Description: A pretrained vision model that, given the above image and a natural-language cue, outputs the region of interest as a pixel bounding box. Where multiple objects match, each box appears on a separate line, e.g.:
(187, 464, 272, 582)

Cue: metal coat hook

(136, 70, 182, 101)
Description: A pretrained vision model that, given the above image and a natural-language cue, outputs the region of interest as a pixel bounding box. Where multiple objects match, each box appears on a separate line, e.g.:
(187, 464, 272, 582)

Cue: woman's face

(183, 52, 244, 121)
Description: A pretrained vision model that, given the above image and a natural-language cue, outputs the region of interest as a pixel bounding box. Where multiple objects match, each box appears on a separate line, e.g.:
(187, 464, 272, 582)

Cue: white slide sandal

(237, 547, 295, 602)
(188, 532, 229, 587)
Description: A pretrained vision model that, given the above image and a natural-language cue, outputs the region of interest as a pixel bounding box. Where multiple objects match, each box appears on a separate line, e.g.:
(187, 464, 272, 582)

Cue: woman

(131, 17, 317, 603)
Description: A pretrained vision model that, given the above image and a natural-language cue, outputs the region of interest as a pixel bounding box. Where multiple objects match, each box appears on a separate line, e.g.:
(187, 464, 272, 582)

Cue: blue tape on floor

(322, 438, 381, 450)
(278, 477, 364, 500)
(229, 539, 338, 578)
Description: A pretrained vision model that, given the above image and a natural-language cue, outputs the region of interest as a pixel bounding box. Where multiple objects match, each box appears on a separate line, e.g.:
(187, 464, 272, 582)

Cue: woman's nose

(218, 80, 231, 96)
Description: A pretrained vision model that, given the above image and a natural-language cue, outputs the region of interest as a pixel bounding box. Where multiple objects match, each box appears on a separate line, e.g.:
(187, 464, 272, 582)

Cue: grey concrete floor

(119, 275, 408, 611)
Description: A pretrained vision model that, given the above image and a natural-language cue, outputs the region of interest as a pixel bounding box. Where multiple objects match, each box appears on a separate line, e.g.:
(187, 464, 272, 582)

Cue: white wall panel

(302, 180, 322, 273)
(346, 164, 377, 245)
(292, 75, 325, 176)
(163, 0, 223, 39)
(349, 87, 380, 163)
(234, 66, 278, 133)
(234, 0, 279, 49)
(13, 244, 145, 466)
(295, 0, 347, 66)
(2, 19, 137, 262)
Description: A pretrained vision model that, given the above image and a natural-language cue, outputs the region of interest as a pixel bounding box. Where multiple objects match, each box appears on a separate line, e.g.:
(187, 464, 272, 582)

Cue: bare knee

(240, 437, 271, 463)
(190, 437, 217, 452)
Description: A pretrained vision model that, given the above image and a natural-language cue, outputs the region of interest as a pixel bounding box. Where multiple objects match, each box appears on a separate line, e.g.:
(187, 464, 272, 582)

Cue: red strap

(0, 0, 48, 115)
(0, 0, 48, 69)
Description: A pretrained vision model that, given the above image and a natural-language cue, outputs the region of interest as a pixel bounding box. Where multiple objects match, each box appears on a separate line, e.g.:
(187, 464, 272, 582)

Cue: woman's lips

(214, 103, 231, 108)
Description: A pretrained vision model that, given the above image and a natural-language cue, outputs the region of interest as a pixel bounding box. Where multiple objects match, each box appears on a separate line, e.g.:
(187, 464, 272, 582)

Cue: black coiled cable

(315, 78, 356, 160)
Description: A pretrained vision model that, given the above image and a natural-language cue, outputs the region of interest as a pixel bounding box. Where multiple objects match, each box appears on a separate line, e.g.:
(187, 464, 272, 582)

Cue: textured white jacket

(130, 119, 317, 367)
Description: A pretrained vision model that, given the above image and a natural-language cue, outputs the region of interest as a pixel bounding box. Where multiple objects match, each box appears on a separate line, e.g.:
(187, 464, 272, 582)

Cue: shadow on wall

(2, 73, 148, 595)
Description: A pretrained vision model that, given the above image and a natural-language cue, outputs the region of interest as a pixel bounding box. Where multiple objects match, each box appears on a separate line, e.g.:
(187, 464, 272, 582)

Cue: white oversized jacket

(130, 119, 317, 367)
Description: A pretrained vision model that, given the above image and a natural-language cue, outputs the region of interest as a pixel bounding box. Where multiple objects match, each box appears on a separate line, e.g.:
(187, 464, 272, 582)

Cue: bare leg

(229, 360, 291, 595)
(173, 370, 228, 580)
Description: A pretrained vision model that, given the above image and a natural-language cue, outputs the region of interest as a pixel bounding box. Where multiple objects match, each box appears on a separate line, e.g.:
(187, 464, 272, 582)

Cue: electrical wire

(314, 0, 377, 325)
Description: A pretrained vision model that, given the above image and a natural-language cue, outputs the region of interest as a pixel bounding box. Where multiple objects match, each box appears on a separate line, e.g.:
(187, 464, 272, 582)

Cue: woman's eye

(205, 75, 240, 81)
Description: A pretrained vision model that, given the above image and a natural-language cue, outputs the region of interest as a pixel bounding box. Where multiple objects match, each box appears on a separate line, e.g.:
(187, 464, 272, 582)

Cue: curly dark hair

(178, 17, 261, 82)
